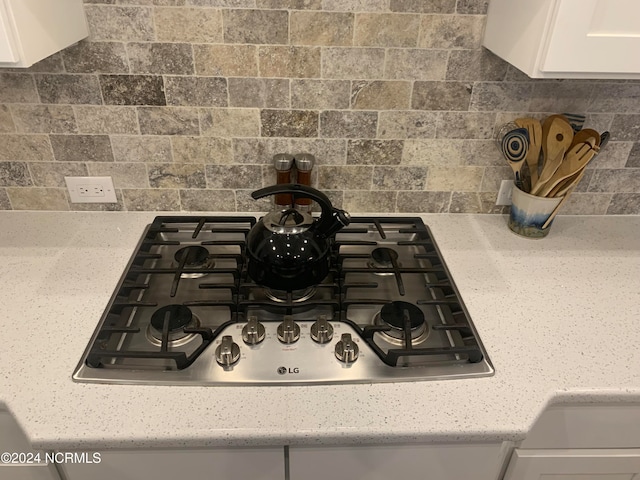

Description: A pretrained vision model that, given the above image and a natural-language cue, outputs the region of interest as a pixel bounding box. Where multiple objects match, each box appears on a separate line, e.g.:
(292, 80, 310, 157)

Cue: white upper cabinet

(0, 0, 88, 68)
(482, 0, 640, 79)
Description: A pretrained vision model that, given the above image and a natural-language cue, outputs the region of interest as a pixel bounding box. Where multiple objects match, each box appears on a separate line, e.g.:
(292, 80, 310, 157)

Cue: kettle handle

(251, 183, 350, 236)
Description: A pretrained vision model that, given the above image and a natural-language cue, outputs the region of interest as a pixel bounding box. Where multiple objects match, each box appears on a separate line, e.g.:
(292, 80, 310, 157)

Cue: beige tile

(232, 138, 290, 164)
(74, 106, 139, 134)
(418, 14, 485, 49)
(261, 110, 319, 138)
(0, 73, 39, 103)
(194, 45, 258, 77)
(321, 47, 384, 79)
(320, 111, 377, 138)
(223, 9, 288, 44)
(50, 135, 114, 162)
(111, 136, 173, 162)
(412, 81, 472, 111)
(373, 166, 427, 190)
(171, 137, 233, 164)
(351, 80, 411, 110)
(321, 0, 387, 11)
(290, 11, 354, 46)
(289, 138, 347, 165)
(128, 43, 194, 75)
(164, 77, 228, 107)
(0, 135, 54, 161)
(259, 46, 321, 78)
(180, 189, 236, 212)
(426, 166, 483, 191)
(402, 139, 464, 165)
(122, 188, 180, 211)
(291, 80, 350, 109)
(0, 162, 32, 186)
(607, 193, 640, 214)
(384, 49, 447, 80)
(347, 140, 402, 165)
(62, 41, 129, 74)
(354, 13, 420, 47)
(377, 111, 437, 139)
(148, 163, 206, 188)
(154, 7, 223, 42)
(561, 193, 611, 215)
(11, 105, 77, 134)
(85, 5, 155, 42)
(0, 105, 14, 133)
(397, 191, 450, 213)
(200, 108, 261, 137)
(317, 165, 372, 189)
(138, 106, 199, 135)
(228, 78, 289, 108)
(436, 112, 496, 139)
(390, 0, 455, 13)
(6, 187, 69, 210)
(206, 165, 263, 188)
(29, 162, 88, 187)
(88, 162, 149, 188)
(35, 74, 102, 105)
(343, 190, 396, 212)
(0, 188, 10, 209)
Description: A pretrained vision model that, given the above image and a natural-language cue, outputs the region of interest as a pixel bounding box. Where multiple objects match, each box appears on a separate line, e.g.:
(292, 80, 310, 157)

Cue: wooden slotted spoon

(536, 138, 598, 197)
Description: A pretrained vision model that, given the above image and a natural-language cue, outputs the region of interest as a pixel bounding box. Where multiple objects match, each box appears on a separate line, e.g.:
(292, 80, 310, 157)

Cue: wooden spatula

(535, 139, 598, 197)
(515, 118, 542, 187)
(570, 128, 600, 149)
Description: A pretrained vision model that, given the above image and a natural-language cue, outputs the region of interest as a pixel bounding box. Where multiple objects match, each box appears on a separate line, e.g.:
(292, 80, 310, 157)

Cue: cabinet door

(60, 448, 284, 480)
(290, 444, 504, 480)
(503, 448, 640, 480)
(0, 0, 18, 63)
(543, 0, 640, 74)
(0, 411, 60, 480)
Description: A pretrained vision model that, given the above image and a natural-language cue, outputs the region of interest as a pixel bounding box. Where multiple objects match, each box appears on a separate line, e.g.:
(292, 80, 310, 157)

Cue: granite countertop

(0, 211, 639, 450)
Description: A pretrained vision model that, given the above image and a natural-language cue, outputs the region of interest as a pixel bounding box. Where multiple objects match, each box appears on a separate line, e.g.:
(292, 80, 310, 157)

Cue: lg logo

(277, 366, 300, 375)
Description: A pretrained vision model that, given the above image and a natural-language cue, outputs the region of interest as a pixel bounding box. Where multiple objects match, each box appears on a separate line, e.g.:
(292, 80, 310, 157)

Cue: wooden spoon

(500, 127, 529, 190)
(530, 147, 565, 196)
(541, 115, 573, 169)
(515, 118, 542, 187)
(536, 139, 598, 197)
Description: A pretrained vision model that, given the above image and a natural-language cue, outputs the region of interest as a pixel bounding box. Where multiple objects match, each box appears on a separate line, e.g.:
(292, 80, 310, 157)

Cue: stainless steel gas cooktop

(73, 216, 494, 385)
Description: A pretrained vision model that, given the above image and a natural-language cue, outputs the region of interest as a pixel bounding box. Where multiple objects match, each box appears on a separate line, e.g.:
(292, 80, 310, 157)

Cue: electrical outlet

(496, 179, 514, 206)
(65, 176, 117, 203)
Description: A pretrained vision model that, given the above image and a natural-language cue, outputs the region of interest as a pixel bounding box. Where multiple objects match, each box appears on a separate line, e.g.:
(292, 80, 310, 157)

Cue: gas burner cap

(173, 246, 214, 278)
(147, 304, 200, 347)
(265, 287, 316, 304)
(368, 247, 400, 275)
(374, 301, 429, 346)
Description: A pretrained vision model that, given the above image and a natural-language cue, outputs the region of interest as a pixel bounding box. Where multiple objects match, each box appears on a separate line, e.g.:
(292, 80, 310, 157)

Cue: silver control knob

(310, 315, 334, 344)
(215, 335, 240, 367)
(335, 333, 359, 363)
(277, 316, 300, 344)
(242, 316, 266, 345)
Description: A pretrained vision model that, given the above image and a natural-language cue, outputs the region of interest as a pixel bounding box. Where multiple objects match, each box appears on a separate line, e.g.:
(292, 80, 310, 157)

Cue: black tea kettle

(246, 184, 350, 291)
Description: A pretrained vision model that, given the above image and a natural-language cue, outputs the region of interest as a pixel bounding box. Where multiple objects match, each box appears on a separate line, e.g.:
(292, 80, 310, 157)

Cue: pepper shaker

(273, 154, 294, 208)
(294, 153, 315, 211)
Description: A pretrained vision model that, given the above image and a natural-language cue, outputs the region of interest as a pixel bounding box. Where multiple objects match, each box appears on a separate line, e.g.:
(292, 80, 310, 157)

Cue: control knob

(310, 315, 334, 344)
(277, 316, 300, 344)
(335, 333, 359, 363)
(215, 336, 240, 367)
(242, 316, 266, 345)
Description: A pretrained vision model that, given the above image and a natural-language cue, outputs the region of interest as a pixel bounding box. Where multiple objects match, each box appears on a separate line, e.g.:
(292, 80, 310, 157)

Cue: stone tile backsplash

(1, 0, 640, 214)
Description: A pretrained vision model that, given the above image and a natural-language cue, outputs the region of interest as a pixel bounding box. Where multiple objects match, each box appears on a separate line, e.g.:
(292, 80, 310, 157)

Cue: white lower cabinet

(0, 410, 60, 480)
(503, 448, 640, 480)
(289, 443, 505, 480)
(60, 448, 285, 480)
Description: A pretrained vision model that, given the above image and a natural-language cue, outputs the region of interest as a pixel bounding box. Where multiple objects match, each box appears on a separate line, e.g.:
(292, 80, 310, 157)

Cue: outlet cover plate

(496, 179, 514, 206)
(65, 176, 117, 203)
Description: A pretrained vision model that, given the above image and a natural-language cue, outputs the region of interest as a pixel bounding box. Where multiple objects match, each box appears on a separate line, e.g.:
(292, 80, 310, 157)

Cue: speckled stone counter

(0, 211, 639, 450)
